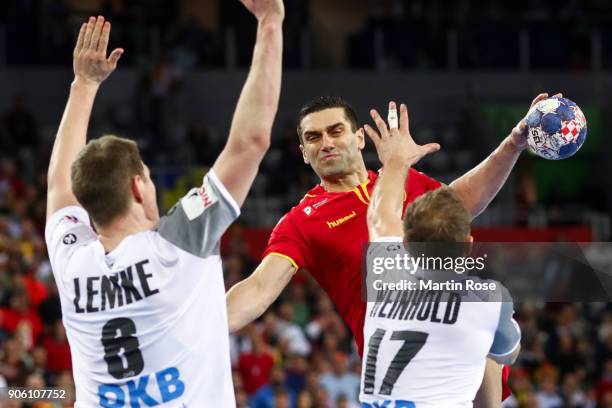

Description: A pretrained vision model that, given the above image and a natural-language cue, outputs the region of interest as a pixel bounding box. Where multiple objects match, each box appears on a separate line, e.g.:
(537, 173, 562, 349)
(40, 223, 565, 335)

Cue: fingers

(82, 16, 96, 50)
(422, 143, 441, 155)
(363, 124, 381, 146)
(370, 109, 389, 139)
(530, 93, 549, 108)
(90, 16, 105, 52)
(529, 92, 563, 108)
(399, 103, 409, 132)
(413, 144, 440, 166)
(387, 102, 398, 129)
(81, 16, 106, 52)
(108, 48, 124, 67)
(98, 21, 111, 55)
(74, 23, 87, 55)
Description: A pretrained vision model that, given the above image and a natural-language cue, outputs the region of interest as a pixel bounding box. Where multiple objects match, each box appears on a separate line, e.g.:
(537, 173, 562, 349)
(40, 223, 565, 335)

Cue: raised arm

(226, 254, 296, 332)
(364, 102, 440, 240)
(449, 93, 559, 219)
(47, 16, 123, 218)
(212, 0, 284, 207)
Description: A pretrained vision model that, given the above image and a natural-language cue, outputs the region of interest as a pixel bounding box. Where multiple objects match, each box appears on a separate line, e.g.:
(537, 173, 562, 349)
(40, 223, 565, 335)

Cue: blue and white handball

(525, 97, 587, 160)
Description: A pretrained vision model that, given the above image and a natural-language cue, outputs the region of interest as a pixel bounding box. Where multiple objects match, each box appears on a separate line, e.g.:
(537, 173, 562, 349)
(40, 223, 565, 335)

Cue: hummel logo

(326, 211, 357, 229)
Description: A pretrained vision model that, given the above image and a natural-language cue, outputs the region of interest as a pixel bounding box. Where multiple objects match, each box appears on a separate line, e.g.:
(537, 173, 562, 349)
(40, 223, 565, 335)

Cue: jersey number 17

(363, 329, 429, 395)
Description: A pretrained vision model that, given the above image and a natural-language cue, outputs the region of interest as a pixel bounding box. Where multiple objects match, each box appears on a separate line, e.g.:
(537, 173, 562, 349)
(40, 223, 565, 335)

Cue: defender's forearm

(228, 18, 283, 148)
(368, 158, 411, 239)
(48, 79, 99, 190)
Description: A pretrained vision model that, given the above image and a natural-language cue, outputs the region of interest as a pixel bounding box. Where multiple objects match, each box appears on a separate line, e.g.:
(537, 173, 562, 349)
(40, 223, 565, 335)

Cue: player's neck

(97, 212, 155, 253)
(320, 167, 369, 193)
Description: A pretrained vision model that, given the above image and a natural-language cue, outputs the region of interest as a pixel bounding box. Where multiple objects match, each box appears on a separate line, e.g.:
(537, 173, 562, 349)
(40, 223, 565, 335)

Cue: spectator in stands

(42, 321, 71, 375)
(276, 302, 311, 357)
(318, 352, 359, 405)
(285, 353, 308, 395)
(0, 288, 42, 348)
(537, 376, 564, 407)
(239, 327, 275, 395)
(251, 365, 296, 408)
(30, 345, 49, 384)
(288, 284, 311, 329)
(0, 158, 27, 207)
(0, 336, 28, 386)
(561, 372, 588, 406)
(295, 389, 315, 408)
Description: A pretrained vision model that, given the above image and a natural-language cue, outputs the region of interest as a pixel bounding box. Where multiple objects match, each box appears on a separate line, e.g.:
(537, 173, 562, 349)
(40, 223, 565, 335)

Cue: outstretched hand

(239, 0, 285, 23)
(73, 16, 123, 86)
(365, 102, 440, 168)
(510, 92, 563, 150)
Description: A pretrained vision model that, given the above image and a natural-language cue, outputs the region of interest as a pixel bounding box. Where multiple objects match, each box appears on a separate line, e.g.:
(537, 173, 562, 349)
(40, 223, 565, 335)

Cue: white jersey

(45, 171, 239, 408)
(360, 238, 520, 408)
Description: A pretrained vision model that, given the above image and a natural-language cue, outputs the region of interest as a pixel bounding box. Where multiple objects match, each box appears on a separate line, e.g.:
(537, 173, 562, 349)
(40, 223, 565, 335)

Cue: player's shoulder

(298, 183, 325, 205)
(45, 206, 99, 263)
(142, 229, 185, 263)
(281, 184, 325, 217)
(275, 203, 309, 229)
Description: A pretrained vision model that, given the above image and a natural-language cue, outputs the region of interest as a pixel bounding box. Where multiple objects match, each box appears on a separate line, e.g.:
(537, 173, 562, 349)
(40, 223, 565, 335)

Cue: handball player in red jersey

(228, 94, 556, 405)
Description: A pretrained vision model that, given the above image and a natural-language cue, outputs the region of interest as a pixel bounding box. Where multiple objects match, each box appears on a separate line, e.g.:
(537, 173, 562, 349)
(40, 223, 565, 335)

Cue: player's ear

(357, 127, 365, 150)
(131, 175, 144, 203)
(299, 144, 309, 164)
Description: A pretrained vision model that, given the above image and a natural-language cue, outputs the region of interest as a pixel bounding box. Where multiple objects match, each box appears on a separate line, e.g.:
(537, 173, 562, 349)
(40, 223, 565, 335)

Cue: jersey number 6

(363, 329, 429, 395)
(101, 318, 145, 379)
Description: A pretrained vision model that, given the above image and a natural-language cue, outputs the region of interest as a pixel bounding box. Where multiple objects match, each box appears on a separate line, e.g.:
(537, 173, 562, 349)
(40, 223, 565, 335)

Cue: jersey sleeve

(488, 286, 521, 365)
(44, 206, 97, 282)
(262, 212, 312, 271)
(158, 170, 240, 258)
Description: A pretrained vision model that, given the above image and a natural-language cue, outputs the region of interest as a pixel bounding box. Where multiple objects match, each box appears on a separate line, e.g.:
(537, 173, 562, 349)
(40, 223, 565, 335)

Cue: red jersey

(263, 168, 512, 400)
(263, 169, 440, 355)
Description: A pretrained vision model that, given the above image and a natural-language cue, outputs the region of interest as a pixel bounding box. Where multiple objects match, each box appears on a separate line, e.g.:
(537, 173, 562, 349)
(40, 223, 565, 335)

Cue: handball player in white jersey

(359, 103, 521, 408)
(44, 1, 284, 406)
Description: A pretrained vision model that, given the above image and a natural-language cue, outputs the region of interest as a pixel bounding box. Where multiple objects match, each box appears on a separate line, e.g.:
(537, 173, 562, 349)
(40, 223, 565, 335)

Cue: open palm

(73, 16, 123, 86)
(365, 102, 440, 167)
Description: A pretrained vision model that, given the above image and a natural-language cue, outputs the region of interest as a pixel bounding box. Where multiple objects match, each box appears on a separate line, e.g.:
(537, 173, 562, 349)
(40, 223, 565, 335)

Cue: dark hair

(296, 96, 359, 142)
(71, 135, 144, 227)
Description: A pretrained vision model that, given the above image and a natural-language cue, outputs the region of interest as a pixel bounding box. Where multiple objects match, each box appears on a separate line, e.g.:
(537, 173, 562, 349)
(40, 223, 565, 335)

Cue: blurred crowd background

(5, 0, 612, 70)
(1, 0, 612, 407)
